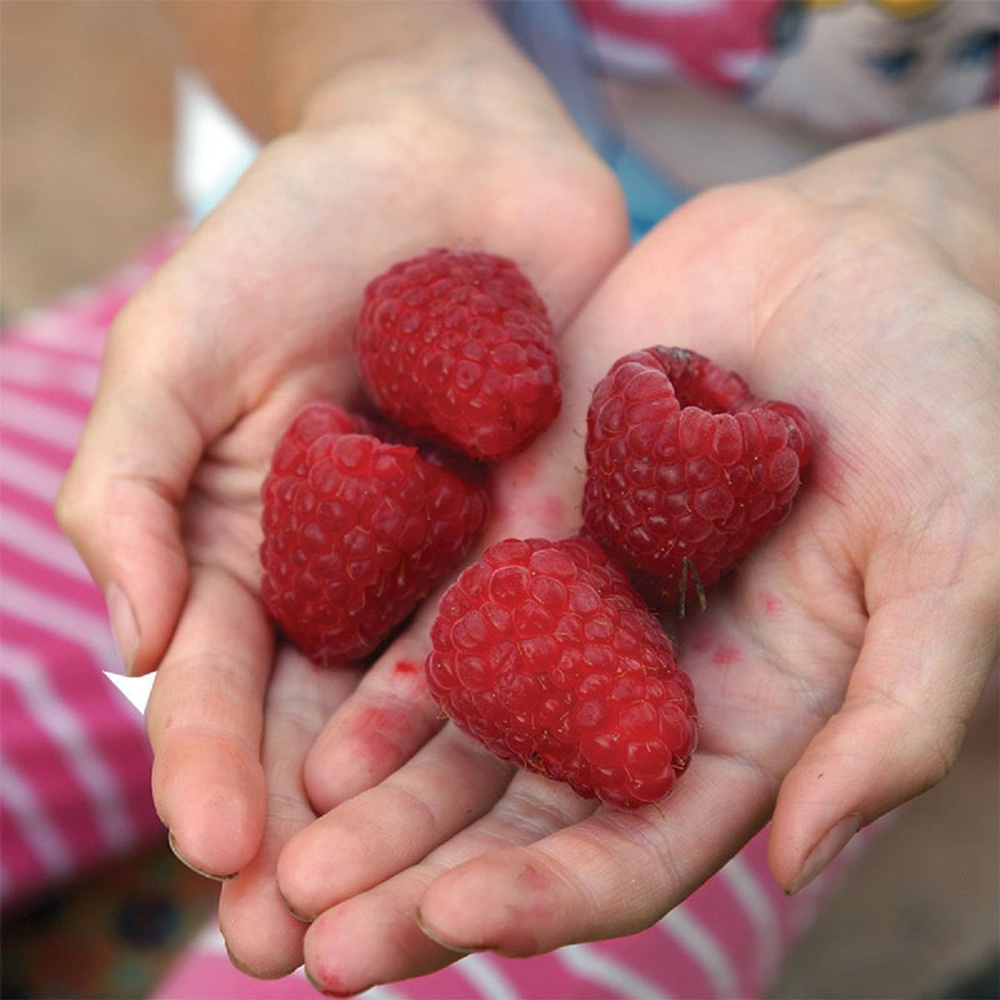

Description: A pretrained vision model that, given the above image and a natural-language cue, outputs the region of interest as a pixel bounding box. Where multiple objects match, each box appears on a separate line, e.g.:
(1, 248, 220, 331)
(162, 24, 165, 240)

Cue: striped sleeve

(0, 226, 189, 909)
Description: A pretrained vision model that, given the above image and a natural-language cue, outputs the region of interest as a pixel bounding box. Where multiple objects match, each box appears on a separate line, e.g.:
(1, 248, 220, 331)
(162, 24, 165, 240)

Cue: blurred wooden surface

(1, 0, 180, 317)
(1, 3, 997, 998)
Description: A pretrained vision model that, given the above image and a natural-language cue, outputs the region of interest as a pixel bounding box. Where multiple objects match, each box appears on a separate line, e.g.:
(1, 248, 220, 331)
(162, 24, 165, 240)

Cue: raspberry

(583, 347, 811, 612)
(426, 537, 698, 809)
(260, 401, 489, 666)
(355, 248, 561, 461)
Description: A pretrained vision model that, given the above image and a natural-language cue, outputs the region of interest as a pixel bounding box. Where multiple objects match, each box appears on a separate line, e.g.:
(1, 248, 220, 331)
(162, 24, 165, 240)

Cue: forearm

(162, 0, 559, 140)
(867, 107, 998, 227)
(881, 108, 999, 300)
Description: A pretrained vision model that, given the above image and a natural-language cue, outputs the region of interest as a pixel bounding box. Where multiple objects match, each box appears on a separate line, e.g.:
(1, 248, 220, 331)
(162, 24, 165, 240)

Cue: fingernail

(106, 582, 139, 674)
(415, 908, 490, 955)
(788, 813, 861, 896)
(168, 830, 238, 882)
(278, 887, 316, 923)
(224, 939, 298, 981)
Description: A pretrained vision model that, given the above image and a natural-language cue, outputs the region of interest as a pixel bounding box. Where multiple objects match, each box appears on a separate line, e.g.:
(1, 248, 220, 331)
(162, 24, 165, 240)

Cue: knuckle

(920, 714, 967, 788)
(53, 471, 87, 541)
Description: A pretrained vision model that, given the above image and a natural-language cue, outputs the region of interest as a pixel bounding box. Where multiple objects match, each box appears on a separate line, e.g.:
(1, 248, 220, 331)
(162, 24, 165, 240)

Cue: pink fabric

(572, 0, 784, 90)
(0, 226, 189, 909)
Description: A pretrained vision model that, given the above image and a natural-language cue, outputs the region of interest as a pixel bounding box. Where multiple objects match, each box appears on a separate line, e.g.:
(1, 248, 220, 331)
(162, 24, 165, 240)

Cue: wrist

(298, 17, 579, 148)
(784, 109, 999, 299)
(165, 1, 560, 141)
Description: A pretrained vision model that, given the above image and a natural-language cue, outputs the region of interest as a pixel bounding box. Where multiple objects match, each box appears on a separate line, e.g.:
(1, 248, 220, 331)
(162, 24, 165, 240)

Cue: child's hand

(275, 111, 999, 994)
(55, 36, 628, 977)
(210, 648, 361, 979)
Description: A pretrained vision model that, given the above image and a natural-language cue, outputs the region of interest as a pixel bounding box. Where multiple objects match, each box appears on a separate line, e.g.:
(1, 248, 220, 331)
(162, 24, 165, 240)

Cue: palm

(276, 177, 998, 991)
(89, 115, 632, 975)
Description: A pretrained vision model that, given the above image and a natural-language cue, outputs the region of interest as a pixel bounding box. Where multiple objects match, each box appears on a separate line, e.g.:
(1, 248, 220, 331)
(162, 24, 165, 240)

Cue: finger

(280, 723, 514, 921)
(415, 751, 774, 957)
(302, 467, 582, 816)
(302, 772, 594, 996)
(146, 567, 273, 878)
(302, 624, 446, 815)
(55, 285, 215, 674)
(54, 148, 364, 677)
(220, 647, 359, 979)
(768, 565, 998, 895)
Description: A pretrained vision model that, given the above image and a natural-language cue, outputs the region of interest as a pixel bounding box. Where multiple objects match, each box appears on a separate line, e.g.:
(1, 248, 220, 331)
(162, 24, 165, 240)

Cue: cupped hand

(277, 114, 999, 994)
(55, 62, 629, 975)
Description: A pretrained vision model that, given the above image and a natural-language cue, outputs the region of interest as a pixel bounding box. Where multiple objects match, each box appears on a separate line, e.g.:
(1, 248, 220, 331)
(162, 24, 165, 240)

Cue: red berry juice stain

(542, 494, 567, 526)
(388, 657, 428, 697)
(713, 640, 743, 666)
(351, 705, 412, 770)
(512, 861, 559, 923)
(306, 959, 351, 998)
(759, 589, 784, 618)
(692, 635, 713, 654)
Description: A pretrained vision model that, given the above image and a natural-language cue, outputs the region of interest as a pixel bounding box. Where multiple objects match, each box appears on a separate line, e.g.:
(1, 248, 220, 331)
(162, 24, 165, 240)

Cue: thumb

(56, 286, 234, 676)
(768, 569, 997, 894)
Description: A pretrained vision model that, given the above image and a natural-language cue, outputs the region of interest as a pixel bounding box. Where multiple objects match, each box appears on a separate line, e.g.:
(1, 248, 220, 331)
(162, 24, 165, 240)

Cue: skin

(56, 2, 998, 991)
(279, 118, 1000, 993)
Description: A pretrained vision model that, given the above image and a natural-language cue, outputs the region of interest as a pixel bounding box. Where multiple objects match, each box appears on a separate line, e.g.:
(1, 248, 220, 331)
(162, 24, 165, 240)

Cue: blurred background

(1, 2, 998, 998)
